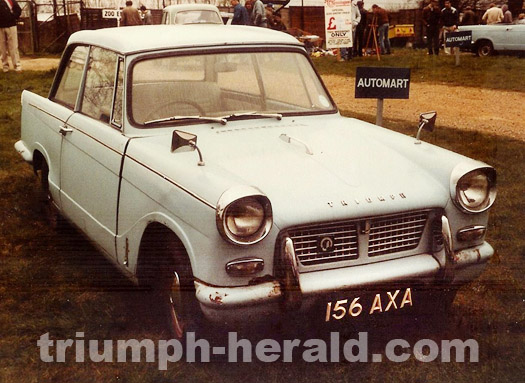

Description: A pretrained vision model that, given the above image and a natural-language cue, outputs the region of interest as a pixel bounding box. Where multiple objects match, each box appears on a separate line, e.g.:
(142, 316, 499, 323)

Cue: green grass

(312, 48, 525, 92)
(0, 65, 524, 382)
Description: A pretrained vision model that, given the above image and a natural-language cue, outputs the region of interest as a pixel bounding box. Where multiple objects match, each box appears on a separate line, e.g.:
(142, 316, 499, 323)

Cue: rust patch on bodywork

(209, 292, 223, 305)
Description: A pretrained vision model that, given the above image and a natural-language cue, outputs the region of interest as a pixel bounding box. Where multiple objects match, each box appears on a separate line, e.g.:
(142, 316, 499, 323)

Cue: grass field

(0, 54, 524, 382)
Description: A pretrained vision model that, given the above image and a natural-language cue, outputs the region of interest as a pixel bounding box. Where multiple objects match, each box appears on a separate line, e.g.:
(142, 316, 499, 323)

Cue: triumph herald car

(15, 25, 497, 337)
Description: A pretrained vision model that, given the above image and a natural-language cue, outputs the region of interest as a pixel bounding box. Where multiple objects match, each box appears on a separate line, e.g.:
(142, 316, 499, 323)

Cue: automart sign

(355, 67, 411, 99)
(324, 0, 353, 49)
(444, 31, 472, 48)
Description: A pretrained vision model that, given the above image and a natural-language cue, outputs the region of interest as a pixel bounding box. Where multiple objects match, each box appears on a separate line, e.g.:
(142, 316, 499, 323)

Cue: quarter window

(81, 47, 118, 123)
(53, 45, 88, 109)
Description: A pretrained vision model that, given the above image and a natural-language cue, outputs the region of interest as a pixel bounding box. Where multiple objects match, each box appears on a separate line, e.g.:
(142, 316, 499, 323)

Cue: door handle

(59, 126, 73, 135)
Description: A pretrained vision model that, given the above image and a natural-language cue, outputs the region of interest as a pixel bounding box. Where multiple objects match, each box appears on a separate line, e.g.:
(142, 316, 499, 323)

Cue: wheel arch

(134, 220, 195, 286)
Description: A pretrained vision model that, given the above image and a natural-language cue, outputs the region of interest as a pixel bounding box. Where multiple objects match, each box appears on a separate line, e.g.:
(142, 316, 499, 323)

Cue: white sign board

(324, 0, 353, 49)
(102, 9, 121, 19)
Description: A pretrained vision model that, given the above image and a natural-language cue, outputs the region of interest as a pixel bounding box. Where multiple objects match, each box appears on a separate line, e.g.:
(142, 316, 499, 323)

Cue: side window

(81, 46, 118, 123)
(53, 45, 88, 109)
(111, 57, 124, 128)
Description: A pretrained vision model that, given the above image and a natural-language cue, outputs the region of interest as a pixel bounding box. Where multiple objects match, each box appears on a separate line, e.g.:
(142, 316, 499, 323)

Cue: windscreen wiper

(221, 111, 283, 121)
(144, 115, 227, 126)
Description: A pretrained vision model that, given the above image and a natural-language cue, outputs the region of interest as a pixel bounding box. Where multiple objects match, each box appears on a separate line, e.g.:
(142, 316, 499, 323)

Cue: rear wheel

(477, 41, 494, 57)
(37, 161, 62, 229)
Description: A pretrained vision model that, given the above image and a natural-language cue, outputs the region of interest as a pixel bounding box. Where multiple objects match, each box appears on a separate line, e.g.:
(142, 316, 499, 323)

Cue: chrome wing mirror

(415, 111, 437, 144)
(171, 130, 205, 166)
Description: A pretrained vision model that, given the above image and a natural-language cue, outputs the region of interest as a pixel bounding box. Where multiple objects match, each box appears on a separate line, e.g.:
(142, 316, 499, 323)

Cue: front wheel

(137, 230, 203, 339)
(477, 41, 494, 57)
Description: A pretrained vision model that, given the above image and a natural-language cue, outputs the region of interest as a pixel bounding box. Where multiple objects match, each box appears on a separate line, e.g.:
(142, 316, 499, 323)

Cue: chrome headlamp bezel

(450, 164, 497, 214)
(216, 185, 273, 246)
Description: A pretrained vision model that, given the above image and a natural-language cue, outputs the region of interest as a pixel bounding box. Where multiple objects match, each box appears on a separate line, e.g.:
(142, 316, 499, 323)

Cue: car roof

(67, 25, 302, 55)
(162, 4, 221, 13)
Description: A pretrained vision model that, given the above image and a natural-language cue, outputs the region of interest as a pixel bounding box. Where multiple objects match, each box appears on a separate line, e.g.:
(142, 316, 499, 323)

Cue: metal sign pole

(376, 98, 383, 126)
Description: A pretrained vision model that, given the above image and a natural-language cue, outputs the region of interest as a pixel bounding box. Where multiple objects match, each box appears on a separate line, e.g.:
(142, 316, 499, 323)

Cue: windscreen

(131, 50, 335, 126)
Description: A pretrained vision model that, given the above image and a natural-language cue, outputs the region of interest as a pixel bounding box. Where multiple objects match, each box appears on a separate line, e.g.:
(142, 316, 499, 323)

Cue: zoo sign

(324, 0, 353, 49)
(102, 9, 121, 19)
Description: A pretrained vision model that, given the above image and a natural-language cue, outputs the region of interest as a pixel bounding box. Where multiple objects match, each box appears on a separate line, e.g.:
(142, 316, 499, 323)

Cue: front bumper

(195, 240, 494, 323)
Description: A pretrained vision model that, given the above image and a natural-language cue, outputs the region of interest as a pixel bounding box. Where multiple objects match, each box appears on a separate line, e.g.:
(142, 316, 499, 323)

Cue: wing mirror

(415, 111, 437, 144)
(171, 130, 205, 166)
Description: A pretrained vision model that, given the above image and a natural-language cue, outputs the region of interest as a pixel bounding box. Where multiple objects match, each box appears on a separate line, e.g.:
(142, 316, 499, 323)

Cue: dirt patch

(20, 57, 59, 71)
(323, 74, 525, 142)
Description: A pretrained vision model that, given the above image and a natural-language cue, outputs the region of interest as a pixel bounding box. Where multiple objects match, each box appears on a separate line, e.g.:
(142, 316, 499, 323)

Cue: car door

(59, 46, 128, 259)
(27, 45, 89, 206)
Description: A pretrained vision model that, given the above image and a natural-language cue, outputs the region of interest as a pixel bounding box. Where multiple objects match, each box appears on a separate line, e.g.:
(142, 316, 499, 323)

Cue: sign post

(355, 67, 411, 126)
(444, 30, 472, 66)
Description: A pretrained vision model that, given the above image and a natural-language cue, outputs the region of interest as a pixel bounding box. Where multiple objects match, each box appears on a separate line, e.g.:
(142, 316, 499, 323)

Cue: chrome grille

(368, 211, 428, 256)
(287, 210, 430, 267)
(288, 221, 358, 266)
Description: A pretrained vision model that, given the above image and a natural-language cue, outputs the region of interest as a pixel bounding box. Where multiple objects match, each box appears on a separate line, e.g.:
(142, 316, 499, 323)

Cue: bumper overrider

(195, 216, 493, 322)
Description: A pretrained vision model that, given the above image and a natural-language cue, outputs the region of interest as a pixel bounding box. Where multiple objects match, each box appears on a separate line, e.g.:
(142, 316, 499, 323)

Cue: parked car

(459, 21, 525, 56)
(161, 3, 223, 25)
(15, 25, 497, 337)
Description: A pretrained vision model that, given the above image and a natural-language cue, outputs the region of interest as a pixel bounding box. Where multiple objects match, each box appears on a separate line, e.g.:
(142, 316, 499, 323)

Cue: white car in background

(15, 25, 497, 338)
(161, 4, 224, 25)
(459, 21, 525, 56)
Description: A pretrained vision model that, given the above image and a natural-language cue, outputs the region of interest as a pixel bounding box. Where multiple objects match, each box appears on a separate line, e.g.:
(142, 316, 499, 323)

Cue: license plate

(325, 287, 413, 322)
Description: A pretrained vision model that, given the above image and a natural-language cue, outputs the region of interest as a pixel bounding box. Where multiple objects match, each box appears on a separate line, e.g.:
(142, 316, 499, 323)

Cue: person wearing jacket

(423, 0, 441, 55)
(0, 0, 22, 72)
(441, 0, 458, 54)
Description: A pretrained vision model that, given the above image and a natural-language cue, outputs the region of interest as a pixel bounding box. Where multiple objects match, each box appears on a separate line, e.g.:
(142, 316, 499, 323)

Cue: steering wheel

(145, 100, 205, 122)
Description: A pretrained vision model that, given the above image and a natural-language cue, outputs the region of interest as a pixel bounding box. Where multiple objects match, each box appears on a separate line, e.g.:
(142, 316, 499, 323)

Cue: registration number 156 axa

(325, 288, 413, 322)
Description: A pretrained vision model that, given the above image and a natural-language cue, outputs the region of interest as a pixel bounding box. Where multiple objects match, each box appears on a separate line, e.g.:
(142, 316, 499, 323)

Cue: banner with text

(324, 0, 353, 49)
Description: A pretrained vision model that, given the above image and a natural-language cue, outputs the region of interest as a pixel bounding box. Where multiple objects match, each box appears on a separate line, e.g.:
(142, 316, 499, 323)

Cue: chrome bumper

(195, 241, 493, 320)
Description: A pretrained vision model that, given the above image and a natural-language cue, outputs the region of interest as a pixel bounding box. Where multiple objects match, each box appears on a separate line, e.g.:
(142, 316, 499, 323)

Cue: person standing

(0, 0, 22, 72)
(423, 0, 441, 55)
(481, 3, 503, 25)
(354, 1, 367, 57)
(140, 5, 153, 25)
(460, 5, 478, 26)
(244, 0, 254, 25)
(121, 0, 142, 26)
(252, 0, 267, 27)
(502, 4, 513, 23)
(231, 0, 249, 25)
(372, 4, 390, 55)
(441, 0, 458, 54)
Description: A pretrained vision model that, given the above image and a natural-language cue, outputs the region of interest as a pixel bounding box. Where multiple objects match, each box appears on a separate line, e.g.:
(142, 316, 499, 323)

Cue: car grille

(368, 211, 428, 257)
(287, 210, 429, 267)
(288, 221, 359, 266)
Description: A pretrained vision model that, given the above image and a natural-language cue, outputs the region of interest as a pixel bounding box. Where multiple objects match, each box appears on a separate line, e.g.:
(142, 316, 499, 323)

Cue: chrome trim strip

(125, 154, 215, 209)
(68, 125, 124, 156)
(28, 102, 68, 122)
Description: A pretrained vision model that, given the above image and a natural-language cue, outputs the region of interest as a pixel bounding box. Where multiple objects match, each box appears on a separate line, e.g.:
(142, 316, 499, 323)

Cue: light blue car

(459, 21, 525, 56)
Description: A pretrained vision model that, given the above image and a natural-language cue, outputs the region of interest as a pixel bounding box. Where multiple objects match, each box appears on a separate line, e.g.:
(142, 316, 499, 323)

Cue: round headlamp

(217, 186, 273, 245)
(453, 167, 496, 213)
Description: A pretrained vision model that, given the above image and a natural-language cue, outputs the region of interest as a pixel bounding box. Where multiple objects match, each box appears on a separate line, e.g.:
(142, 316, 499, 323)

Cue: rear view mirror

(420, 111, 437, 132)
(171, 130, 197, 153)
(171, 130, 205, 166)
(415, 111, 437, 144)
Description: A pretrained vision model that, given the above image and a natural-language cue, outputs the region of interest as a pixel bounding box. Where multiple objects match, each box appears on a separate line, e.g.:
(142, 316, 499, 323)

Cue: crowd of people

(422, 0, 523, 56)
(231, 0, 287, 30)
